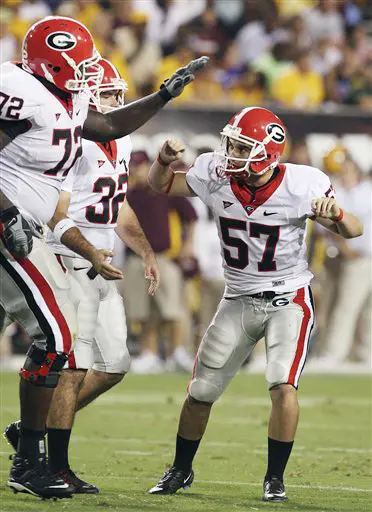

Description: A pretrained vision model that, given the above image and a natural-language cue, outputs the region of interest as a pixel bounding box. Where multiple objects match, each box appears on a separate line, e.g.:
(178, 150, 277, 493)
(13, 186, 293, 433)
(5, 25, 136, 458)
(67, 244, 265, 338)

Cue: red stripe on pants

(187, 353, 199, 393)
(288, 287, 311, 385)
(55, 254, 67, 273)
(68, 351, 77, 369)
(18, 258, 72, 354)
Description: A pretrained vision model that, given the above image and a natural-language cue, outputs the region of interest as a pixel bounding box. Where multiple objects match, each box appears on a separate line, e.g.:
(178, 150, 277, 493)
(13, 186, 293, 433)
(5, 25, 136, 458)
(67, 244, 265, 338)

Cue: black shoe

(262, 477, 288, 502)
(3, 421, 21, 452)
(148, 466, 194, 495)
(55, 467, 99, 494)
(8, 456, 73, 499)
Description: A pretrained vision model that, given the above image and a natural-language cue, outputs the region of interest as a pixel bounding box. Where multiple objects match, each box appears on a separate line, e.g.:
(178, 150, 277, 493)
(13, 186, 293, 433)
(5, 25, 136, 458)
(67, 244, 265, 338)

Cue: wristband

(158, 87, 172, 103)
(0, 205, 19, 224)
(332, 208, 344, 223)
(157, 153, 169, 167)
(53, 218, 76, 243)
(165, 171, 175, 194)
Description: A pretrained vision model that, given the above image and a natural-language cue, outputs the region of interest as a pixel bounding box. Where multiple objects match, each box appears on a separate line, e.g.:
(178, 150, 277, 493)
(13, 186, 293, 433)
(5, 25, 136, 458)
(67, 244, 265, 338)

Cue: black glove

(0, 206, 33, 259)
(159, 56, 210, 102)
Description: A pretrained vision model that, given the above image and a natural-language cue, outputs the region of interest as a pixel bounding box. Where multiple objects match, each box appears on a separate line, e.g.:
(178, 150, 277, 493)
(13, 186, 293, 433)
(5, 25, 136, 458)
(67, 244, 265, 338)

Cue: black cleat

(263, 477, 288, 502)
(55, 467, 99, 494)
(3, 421, 20, 452)
(8, 456, 73, 499)
(148, 466, 194, 495)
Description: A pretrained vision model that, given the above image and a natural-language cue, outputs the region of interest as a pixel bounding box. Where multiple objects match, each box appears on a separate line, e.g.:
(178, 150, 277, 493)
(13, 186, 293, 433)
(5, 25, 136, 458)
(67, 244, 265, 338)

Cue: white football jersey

(46, 135, 132, 257)
(0, 62, 90, 225)
(186, 153, 335, 296)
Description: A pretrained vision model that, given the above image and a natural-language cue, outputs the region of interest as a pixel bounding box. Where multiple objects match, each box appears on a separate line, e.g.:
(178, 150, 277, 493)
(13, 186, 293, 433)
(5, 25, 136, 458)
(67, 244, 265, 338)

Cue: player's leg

(76, 282, 130, 409)
(148, 296, 263, 495)
(0, 244, 75, 499)
(156, 256, 194, 371)
(263, 287, 315, 502)
(323, 257, 371, 362)
(45, 256, 100, 493)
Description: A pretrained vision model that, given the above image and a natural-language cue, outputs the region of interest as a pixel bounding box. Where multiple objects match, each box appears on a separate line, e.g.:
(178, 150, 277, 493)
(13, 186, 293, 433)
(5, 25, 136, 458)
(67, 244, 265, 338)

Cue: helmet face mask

(215, 107, 286, 179)
(22, 16, 103, 93)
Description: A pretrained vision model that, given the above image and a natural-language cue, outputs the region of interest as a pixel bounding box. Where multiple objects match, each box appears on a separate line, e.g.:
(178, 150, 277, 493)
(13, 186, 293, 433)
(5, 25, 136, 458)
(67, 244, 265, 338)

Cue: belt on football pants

(225, 291, 282, 301)
(249, 291, 281, 300)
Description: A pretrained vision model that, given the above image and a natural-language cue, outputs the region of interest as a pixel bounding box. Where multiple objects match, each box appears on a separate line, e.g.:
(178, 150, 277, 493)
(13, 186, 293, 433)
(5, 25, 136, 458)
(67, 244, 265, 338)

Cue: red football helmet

(88, 58, 128, 112)
(22, 16, 103, 93)
(216, 107, 287, 177)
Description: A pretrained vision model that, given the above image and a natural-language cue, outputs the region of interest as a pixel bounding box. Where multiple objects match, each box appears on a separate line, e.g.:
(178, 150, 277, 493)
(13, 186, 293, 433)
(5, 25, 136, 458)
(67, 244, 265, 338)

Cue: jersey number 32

(86, 173, 128, 224)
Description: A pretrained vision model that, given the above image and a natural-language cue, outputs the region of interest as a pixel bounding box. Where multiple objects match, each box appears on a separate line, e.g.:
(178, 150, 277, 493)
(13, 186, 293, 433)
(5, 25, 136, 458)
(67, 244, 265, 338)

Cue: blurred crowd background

(1, 0, 372, 110)
(0, 0, 371, 374)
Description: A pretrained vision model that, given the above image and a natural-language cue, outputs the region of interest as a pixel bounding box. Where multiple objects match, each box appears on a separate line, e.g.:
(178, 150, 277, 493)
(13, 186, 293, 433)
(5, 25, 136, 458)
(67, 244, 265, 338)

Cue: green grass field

(0, 371, 371, 512)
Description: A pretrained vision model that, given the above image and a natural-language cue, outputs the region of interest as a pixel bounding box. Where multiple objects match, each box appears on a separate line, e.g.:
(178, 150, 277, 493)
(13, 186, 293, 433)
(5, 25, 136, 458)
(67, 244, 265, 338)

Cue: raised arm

(311, 197, 363, 239)
(83, 57, 209, 143)
(148, 139, 196, 196)
(48, 191, 123, 280)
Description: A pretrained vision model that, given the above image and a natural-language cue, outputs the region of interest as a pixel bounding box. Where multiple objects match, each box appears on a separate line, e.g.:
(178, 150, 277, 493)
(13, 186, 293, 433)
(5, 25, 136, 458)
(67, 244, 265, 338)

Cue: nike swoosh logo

(263, 211, 277, 216)
(48, 484, 70, 489)
(73, 267, 88, 271)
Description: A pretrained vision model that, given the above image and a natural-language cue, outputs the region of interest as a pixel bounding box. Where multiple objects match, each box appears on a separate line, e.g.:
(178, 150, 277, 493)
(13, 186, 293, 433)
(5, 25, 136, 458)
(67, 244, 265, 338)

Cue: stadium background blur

(0, 0, 371, 375)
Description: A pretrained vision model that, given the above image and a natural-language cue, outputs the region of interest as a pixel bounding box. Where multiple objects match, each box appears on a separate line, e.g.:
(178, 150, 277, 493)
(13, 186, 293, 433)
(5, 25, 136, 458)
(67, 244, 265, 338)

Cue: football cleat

(148, 466, 194, 495)
(8, 456, 73, 499)
(3, 420, 20, 453)
(262, 477, 288, 502)
(55, 467, 99, 494)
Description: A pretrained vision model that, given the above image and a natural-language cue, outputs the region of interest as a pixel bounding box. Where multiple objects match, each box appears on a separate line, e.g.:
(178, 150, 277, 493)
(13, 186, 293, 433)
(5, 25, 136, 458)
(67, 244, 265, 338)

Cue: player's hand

(158, 139, 185, 165)
(0, 207, 33, 259)
(311, 197, 341, 220)
(91, 249, 123, 280)
(161, 56, 209, 98)
(143, 252, 160, 296)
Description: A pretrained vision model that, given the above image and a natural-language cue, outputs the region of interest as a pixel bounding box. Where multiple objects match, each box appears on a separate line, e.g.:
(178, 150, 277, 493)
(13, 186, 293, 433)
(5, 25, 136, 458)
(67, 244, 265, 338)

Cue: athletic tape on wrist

(53, 218, 76, 244)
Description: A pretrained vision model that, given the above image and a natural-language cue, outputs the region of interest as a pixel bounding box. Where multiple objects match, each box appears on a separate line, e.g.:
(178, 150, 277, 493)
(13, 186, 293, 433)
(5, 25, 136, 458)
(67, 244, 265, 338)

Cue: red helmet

(216, 107, 287, 177)
(22, 16, 103, 93)
(88, 58, 128, 112)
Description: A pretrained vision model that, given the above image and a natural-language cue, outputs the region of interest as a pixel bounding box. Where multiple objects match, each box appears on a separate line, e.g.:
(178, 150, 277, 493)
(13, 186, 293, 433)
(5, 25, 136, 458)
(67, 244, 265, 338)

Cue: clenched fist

(311, 197, 341, 220)
(158, 139, 185, 165)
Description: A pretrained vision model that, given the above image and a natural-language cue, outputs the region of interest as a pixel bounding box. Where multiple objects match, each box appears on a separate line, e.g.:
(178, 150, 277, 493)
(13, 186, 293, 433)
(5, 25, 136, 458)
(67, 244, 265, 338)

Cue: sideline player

(4, 58, 160, 493)
(0, 16, 208, 499)
(146, 107, 363, 501)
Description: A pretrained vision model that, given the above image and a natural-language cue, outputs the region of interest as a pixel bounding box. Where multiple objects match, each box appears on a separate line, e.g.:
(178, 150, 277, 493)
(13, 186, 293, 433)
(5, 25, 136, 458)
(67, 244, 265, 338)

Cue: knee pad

(93, 347, 131, 374)
(266, 361, 291, 390)
(20, 345, 68, 388)
(188, 376, 221, 404)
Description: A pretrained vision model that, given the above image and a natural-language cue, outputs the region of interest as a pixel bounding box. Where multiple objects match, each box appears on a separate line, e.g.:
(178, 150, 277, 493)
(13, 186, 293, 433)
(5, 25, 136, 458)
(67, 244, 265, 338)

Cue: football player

(146, 107, 363, 501)
(0, 16, 207, 499)
(3, 58, 160, 494)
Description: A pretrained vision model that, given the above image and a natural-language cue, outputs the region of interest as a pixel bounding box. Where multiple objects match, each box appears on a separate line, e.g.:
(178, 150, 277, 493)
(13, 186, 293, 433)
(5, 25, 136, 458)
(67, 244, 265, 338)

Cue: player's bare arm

(116, 198, 160, 296)
(83, 57, 209, 143)
(48, 191, 123, 280)
(311, 196, 363, 239)
(148, 139, 196, 196)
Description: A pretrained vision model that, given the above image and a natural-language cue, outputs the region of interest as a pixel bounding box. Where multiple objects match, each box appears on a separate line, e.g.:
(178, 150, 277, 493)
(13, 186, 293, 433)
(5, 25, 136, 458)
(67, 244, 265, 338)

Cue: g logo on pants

(272, 298, 289, 307)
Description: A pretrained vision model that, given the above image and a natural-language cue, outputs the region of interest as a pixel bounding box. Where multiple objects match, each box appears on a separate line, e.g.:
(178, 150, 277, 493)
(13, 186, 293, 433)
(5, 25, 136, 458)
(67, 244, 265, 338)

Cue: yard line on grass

(71, 436, 371, 454)
(215, 417, 371, 431)
(1, 469, 369, 493)
(96, 393, 372, 408)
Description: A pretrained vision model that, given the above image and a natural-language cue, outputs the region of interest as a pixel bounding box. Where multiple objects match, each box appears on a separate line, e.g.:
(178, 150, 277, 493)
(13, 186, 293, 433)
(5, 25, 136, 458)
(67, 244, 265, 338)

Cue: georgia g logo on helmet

(46, 32, 77, 51)
(266, 123, 286, 144)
